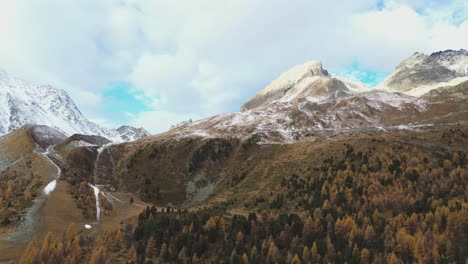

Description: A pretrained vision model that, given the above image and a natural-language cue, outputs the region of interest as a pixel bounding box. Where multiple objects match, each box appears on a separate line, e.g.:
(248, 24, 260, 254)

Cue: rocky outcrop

(377, 49, 468, 95)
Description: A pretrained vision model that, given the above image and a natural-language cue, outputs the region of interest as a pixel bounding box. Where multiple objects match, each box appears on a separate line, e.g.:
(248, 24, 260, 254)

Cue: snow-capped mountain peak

(241, 60, 367, 111)
(377, 49, 468, 95)
(430, 49, 468, 75)
(0, 68, 149, 141)
(258, 60, 329, 95)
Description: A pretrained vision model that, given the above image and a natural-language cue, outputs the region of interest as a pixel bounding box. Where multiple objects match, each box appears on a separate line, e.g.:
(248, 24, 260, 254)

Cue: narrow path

(41, 146, 62, 195)
(1, 145, 62, 245)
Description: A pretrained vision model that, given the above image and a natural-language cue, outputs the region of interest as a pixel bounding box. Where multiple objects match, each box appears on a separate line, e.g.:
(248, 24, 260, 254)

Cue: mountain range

(0, 69, 149, 142)
(159, 49, 467, 144)
(0, 49, 466, 263)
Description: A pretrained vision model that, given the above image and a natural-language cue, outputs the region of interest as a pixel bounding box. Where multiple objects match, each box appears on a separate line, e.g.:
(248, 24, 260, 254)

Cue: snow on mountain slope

(116, 126, 150, 142)
(146, 89, 437, 144)
(377, 49, 468, 95)
(241, 61, 368, 111)
(0, 69, 149, 141)
(147, 54, 466, 144)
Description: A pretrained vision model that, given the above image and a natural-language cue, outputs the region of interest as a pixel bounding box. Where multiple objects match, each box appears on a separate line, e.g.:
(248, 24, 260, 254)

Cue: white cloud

(348, 0, 468, 70)
(0, 0, 466, 133)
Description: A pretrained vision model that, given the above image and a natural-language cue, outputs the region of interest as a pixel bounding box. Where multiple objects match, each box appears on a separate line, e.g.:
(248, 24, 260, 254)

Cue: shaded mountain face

(0, 69, 148, 142)
(241, 61, 367, 111)
(377, 49, 468, 96)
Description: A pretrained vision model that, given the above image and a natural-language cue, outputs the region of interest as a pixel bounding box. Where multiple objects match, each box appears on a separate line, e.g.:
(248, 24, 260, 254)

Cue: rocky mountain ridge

(377, 49, 468, 95)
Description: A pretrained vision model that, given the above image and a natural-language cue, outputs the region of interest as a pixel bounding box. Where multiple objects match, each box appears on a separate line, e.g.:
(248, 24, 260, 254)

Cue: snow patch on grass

(43, 180, 57, 196)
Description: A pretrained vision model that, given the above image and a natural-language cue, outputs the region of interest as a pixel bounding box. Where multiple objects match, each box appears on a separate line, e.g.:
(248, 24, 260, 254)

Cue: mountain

(377, 49, 468, 96)
(241, 60, 367, 111)
(0, 50, 467, 263)
(0, 68, 149, 141)
(158, 56, 465, 144)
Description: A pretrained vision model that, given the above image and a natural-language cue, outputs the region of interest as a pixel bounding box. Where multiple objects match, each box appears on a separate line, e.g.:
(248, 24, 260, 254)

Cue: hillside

(9, 123, 468, 263)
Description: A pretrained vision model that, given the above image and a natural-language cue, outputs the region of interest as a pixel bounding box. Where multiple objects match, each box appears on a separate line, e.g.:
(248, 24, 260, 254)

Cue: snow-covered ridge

(0, 68, 149, 141)
(163, 89, 431, 144)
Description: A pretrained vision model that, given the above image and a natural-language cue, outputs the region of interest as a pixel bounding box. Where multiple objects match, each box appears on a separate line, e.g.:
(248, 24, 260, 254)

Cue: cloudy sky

(0, 0, 467, 133)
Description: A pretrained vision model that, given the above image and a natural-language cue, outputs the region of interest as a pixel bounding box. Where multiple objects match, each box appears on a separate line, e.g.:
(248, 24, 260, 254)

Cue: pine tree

(384, 225, 394, 254)
(90, 245, 108, 264)
(302, 246, 310, 262)
(236, 231, 245, 244)
(5, 181, 14, 200)
(360, 248, 371, 264)
(40, 232, 55, 261)
(160, 242, 168, 260)
(302, 216, 314, 242)
(285, 251, 292, 263)
(387, 252, 399, 264)
(267, 241, 278, 263)
(445, 239, 456, 263)
(114, 229, 125, 249)
(365, 225, 377, 247)
(18, 239, 40, 264)
(127, 245, 137, 263)
(326, 236, 336, 263)
(219, 217, 226, 231)
(431, 244, 440, 264)
(291, 253, 301, 264)
(145, 236, 157, 260)
(242, 252, 249, 264)
(250, 245, 257, 262)
(230, 249, 238, 264)
(351, 244, 360, 264)
(311, 242, 319, 264)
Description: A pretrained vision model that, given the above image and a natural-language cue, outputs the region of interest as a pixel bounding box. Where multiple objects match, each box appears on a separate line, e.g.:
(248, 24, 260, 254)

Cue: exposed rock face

(241, 61, 368, 111)
(424, 80, 468, 97)
(116, 126, 151, 142)
(30, 125, 67, 150)
(377, 49, 468, 96)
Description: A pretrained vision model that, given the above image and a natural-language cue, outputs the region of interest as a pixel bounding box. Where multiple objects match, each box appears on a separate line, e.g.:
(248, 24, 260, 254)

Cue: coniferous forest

(17, 143, 467, 263)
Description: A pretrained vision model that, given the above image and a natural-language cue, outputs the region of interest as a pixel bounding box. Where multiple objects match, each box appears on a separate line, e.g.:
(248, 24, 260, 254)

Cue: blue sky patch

(333, 62, 389, 88)
(102, 83, 152, 115)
